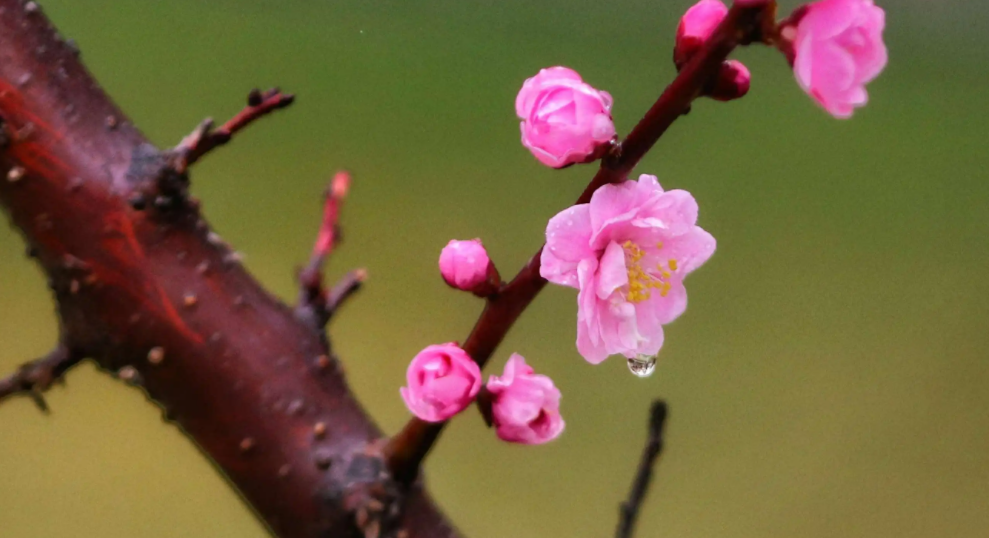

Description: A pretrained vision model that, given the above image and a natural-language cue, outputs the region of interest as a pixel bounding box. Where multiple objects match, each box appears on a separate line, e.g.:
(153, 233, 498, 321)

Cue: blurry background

(1, 0, 987, 536)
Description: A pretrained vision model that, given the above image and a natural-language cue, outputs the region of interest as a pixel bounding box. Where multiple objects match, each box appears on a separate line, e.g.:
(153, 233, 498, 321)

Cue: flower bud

(515, 67, 616, 169)
(674, 0, 728, 69)
(486, 354, 564, 445)
(400, 343, 482, 423)
(439, 239, 498, 296)
(708, 60, 751, 102)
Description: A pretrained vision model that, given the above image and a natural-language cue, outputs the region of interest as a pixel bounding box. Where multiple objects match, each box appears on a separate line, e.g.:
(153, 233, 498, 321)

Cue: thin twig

(0, 345, 80, 413)
(174, 88, 295, 172)
(616, 400, 669, 538)
(326, 268, 367, 315)
(384, 0, 775, 484)
(297, 172, 360, 328)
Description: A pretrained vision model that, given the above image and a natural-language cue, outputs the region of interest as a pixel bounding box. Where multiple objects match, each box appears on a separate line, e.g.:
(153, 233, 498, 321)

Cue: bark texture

(0, 2, 457, 537)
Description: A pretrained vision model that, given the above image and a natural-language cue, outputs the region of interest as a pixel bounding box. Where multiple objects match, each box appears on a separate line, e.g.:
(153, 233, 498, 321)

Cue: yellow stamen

(622, 241, 678, 303)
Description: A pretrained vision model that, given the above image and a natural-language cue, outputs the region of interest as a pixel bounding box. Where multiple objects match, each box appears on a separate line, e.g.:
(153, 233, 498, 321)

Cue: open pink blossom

(400, 343, 481, 422)
(792, 0, 887, 118)
(486, 354, 564, 445)
(675, 0, 728, 68)
(540, 174, 716, 364)
(516, 67, 616, 169)
(438, 239, 497, 295)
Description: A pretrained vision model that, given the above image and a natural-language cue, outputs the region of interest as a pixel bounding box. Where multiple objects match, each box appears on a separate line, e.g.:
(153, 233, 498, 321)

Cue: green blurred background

(1, 0, 987, 536)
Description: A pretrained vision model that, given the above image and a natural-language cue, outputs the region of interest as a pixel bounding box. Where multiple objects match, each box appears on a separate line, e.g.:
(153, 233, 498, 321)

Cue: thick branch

(0, 3, 456, 537)
(385, 0, 775, 482)
(616, 400, 669, 538)
(0, 344, 80, 412)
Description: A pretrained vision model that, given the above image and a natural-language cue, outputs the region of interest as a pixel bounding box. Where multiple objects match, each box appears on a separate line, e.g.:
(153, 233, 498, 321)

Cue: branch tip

(174, 87, 295, 172)
(615, 399, 669, 538)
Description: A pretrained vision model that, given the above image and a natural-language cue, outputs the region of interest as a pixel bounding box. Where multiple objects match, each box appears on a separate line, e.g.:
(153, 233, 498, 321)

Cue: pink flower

(439, 239, 498, 295)
(674, 1, 751, 102)
(400, 343, 482, 422)
(516, 67, 616, 169)
(675, 0, 729, 69)
(792, 0, 887, 118)
(540, 174, 716, 364)
(486, 354, 564, 445)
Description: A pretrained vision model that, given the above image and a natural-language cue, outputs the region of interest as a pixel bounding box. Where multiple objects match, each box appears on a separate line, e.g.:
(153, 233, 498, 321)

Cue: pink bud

(400, 343, 482, 423)
(708, 60, 751, 102)
(790, 0, 887, 118)
(675, 0, 728, 69)
(438, 239, 498, 295)
(515, 67, 616, 169)
(486, 354, 564, 445)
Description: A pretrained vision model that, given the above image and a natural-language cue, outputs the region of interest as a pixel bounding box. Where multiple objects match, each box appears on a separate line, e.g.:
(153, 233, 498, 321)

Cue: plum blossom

(792, 0, 887, 118)
(540, 174, 716, 364)
(439, 239, 497, 294)
(400, 343, 482, 422)
(516, 67, 616, 168)
(674, 1, 751, 102)
(674, 0, 729, 68)
(486, 354, 564, 445)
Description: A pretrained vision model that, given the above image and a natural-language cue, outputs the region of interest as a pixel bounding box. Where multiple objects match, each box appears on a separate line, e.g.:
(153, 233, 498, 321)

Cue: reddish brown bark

(0, 2, 454, 537)
(0, 1, 775, 537)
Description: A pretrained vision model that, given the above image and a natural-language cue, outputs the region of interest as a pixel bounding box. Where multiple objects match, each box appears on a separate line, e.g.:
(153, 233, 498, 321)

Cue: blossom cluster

(399, 0, 887, 446)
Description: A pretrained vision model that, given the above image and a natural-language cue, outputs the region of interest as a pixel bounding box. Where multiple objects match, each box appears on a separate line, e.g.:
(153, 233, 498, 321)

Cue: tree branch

(0, 2, 455, 537)
(384, 0, 776, 484)
(174, 88, 295, 173)
(0, 344, 80, 412)
(616, 400, 669, 538)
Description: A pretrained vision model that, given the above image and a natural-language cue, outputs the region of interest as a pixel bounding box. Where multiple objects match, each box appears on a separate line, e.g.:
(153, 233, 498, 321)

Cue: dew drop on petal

(626, 354, 657, 378)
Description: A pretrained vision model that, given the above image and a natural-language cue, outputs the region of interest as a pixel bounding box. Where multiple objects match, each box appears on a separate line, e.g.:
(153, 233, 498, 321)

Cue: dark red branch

(0, 344, 80, 412)
(616, 400, 669, 538)
(175, 88, 295, 173)
(0, 2, 455, 537)
(384, 0, 776, 484)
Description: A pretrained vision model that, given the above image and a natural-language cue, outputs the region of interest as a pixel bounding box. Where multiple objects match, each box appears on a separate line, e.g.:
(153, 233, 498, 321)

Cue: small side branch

(616, 400, 669, 538)
(297, 172, 364, 330)
(0, 345, 81, 413)
(174, 88, 295, 172)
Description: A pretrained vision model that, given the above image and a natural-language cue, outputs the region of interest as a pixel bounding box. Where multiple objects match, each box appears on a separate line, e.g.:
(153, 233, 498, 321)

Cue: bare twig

(384, 0, 776, 483)
(0, 345, 80, 413)
(174, 88, 295, 172)
(327, 268, 367, 315)
(297, 172, 361, 329)
(616, 400, 669, 538)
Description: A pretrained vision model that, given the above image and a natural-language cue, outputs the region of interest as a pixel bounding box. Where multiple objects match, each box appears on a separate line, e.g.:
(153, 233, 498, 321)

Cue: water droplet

(627, 354, 657, 378)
